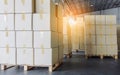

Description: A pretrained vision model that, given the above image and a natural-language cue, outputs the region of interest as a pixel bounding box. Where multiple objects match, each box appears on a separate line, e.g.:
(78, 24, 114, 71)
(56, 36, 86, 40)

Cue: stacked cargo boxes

(117, 25, 120, 51)
(84, 15, 96, 56)
(63, 17, 72, 58)
(71, 24, 79, 51)
(32, 0, 60, 72)
(84, 15, 118, 59)
(57, 4, 63, 61)
(77, 17, 85, 50)
(15, 0, 35, 67)
(0, 0, 16, 70)
(96, 15, 106, 58)
(0, 0, 63, 72)
(105, 16, 118, 59)
(71, 17, 85, 51)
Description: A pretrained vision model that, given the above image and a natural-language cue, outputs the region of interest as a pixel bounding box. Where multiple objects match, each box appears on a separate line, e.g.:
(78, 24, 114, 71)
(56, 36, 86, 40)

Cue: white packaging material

(15, 0, 35, 13)
(0, 48, 16, 65)
(106, 25, 117, 34)
(15, 14, 32, 30)
(17, 48, 34, 65)
(16, 31, 33, 48)
(106, 15, 116, 24)
(36, 0, 51, 13)
(34, 48, 58, 66)
(34, 31, 58, 48)
(96, 35, 106, 45)
(0, 14, 14, 30)
(106, 35, 117, 45)
(33, 14, 57, 31)
(96, 15, 106, 24)
(96, 25, 106, 34)
(96, 45, 106, 55)
(0, 31, 15, 47)
(106, 45, 118, 56)
(0, 0, 14, 13)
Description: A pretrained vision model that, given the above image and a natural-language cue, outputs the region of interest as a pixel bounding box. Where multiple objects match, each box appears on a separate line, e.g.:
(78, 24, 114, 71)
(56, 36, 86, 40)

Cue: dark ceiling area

(63, 0, 120, 15)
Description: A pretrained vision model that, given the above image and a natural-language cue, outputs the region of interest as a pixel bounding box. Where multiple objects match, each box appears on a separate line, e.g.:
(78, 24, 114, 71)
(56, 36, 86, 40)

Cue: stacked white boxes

(105, 16, 117, 57)
(0, 1, 16, 65)
(15, 0, 34, 66)
(117, 25, 120, 51)
(33, 0, 61, 70)
(77, 17, 85, 50)
(57, 5, 63, 61)
(71, 24, 79, 51)
(0, 0, 63, 71)
(63, 17, 72, 55)
(70, 17, 85, 51)
(84, 15, 118, 59)
(84, 15, 96, 56)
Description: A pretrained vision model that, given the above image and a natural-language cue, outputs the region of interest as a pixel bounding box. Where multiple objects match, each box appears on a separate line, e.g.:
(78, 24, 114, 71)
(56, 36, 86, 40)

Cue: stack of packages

(15, 0, 35, 67)
(33, 0, 59, 71)
(117, 25, 120, 51)
(77, 17, 85, 50)
(84, 15, 118, 59)
(63, 17, 72, 57)
(71, 24, 80, 51)
(71, 17, 85, 51)
(57, 5, 63, 61)
(84, 15, 96, 57)
(0, 0, 63, 71)
(0, 0, 16, 68)
(105, 16, 118, 59)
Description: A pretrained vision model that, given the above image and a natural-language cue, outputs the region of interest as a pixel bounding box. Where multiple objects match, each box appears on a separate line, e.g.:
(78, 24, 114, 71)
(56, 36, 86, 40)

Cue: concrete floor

(0, 52, 120, 75)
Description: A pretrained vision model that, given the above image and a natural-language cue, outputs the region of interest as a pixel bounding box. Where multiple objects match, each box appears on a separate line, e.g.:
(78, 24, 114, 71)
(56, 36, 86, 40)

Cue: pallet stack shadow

(84, 15, 118, 59)
(63, 17, 72, 58)
(0, 0, 63, 72)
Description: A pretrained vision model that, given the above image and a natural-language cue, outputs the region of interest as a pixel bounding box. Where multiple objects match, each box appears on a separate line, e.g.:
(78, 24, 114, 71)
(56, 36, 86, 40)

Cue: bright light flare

(68, 17, 76, 25)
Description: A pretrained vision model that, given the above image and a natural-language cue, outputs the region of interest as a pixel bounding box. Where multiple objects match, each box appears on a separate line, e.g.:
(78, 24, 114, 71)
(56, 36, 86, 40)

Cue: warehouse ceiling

(63, 0, 120, 15)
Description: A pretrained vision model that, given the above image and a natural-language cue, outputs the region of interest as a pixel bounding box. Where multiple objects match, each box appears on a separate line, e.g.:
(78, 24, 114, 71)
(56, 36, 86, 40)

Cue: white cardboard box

(0, 0, 14, 13)
(85, 45, 96, 55)
(36, 0, 51, 14)
(58, 47, 63, 60)
(96, 25, 106, 34)
(106, 15, 116, 24)
(96, 45, 106, 55)
(96, 35, 106, 45)
(34, 31, 58, 48)
(58, 19, 63, 33)
(106, 25, 117, 34)
(0, 48, 16, 65)
(15, 0, 35, 13)
(0, 31, 15, 47)
(106, 45, 118, 55)
(16, 31, 33, 48)
(85, 35, 96, 45)
(84, 15, 95, 25)
(17, 48, 34, 65)
(34, 48, 58, 66)
(85, 24, 95, 35)
(15, 14, 32, 30)
(96, 15, 106, 24)
(106, 35, 117, 45)
(33, 14, 57, 31)
(58, 33, 63, 46)
(0, 14, 14, 30)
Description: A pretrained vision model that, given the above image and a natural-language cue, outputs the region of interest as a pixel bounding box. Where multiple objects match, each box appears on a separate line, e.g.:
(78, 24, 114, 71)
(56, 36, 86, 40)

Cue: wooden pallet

(85, 55, 118, 60)
(64, 52, 72, 58)
(23, 60, 63, 72)
(1, 64, 15, 70)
